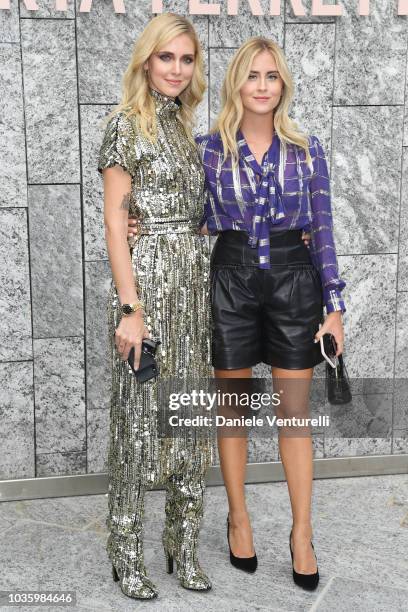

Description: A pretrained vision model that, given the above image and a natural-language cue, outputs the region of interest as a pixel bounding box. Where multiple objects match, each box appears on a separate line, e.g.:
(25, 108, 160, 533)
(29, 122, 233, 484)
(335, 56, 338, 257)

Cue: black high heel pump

(289, 529, 319, 591)
(226, 514, 257, 573)
(164, 548, 174, 574)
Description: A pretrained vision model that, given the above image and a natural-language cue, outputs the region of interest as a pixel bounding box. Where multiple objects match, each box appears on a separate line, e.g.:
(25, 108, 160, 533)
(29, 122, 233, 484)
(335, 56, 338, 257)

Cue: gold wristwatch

(121, 301, 144, 316)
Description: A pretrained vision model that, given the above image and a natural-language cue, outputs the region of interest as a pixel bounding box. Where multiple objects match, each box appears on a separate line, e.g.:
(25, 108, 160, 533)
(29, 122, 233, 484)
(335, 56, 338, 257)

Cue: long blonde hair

(106, 13, 206, 143)
(211, 37, 312, 167)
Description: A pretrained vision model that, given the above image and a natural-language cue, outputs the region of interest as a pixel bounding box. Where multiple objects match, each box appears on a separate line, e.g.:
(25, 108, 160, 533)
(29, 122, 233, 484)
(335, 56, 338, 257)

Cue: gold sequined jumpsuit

(97, 88, 214, 598)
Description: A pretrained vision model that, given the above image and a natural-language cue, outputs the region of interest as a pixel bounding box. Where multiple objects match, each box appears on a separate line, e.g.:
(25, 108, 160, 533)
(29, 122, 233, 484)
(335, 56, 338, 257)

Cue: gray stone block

(33, 337, 86, 454)
(36, 451, 86, 477)
(87, 407, 109, 474)
(286, 0, 337, 22)
(29, 184, 84, 338)
(398, 149, 408, 291)
(0, 209, 32, 361)
(85, 260, 111, 412)
(334, 0, 407, 105)
(285, 23, 335, 151)
(332, 106, 403, 256)
(20, 19, 79, 183)
(209, 4, 284, 48)
(337, 254, 396, 378)
(20, 0, 75, 18)
(80, 104, 110, 260)
(0, 361, 35, 480)
(0, 2, 19, 43)
(209, 48, 236, 125)
(0, 44, 27, 208)
(76, 0, 152, 104)
(395, 292, 408, 378)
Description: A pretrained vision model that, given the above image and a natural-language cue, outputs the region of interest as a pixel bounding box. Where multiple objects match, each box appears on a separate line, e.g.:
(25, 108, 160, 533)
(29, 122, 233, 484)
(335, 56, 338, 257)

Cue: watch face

(122, 304, 133, 315)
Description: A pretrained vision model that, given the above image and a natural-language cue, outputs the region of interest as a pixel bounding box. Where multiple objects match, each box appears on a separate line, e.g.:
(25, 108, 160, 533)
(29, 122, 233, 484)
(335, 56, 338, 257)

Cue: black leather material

(128, 339, 160, 382)
(326, 354, 352, 405)
(210, 230, 325, 370)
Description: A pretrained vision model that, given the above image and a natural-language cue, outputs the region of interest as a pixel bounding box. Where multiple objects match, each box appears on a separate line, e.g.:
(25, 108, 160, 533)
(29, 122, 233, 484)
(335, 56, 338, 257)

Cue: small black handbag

(127, 338, 161, 383)
(326, 353, 352, 405)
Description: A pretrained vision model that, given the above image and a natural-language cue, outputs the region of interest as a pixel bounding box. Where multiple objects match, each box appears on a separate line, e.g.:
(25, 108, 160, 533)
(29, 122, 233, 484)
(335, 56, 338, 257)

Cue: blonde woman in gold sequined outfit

(97, 14, 213, 600)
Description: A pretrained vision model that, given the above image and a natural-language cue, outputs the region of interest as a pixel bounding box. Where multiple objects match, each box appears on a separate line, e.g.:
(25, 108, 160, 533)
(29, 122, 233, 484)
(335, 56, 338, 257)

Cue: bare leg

(272, 366, 317, 574)
(215, 367, 255, 557)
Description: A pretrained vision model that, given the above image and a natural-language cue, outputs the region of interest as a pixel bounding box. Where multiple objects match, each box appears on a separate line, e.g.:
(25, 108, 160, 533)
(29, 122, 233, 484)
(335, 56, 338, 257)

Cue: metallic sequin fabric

(98, 88, 214, 597)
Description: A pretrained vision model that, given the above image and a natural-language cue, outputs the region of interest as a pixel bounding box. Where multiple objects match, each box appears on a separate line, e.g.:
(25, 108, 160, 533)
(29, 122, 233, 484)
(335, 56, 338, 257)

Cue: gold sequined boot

(162, 471, 212, 591)
(107, 480, 158, 599)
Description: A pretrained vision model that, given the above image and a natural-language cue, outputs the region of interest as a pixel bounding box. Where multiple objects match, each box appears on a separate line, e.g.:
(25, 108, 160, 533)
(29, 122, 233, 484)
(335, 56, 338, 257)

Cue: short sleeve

(97, 111, 137, 177)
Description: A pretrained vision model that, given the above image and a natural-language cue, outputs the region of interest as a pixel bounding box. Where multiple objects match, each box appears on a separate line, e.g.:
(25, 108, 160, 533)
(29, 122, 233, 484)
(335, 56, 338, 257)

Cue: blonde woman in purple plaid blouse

(201, 37, 345, 590)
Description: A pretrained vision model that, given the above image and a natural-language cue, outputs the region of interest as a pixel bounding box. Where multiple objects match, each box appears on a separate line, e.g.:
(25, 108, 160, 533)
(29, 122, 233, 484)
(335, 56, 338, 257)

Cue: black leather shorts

(210, 229, 325, 370)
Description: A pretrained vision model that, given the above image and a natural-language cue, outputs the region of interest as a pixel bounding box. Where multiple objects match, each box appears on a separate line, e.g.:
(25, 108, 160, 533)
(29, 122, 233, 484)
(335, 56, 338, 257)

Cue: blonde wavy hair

(211, 37, 312, 167)
(106, 13, 206, 143)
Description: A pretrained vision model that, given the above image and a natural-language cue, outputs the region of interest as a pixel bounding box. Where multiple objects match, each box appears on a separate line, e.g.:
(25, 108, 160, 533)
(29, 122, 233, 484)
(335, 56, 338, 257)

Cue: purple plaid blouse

(195, 130, 346, 314)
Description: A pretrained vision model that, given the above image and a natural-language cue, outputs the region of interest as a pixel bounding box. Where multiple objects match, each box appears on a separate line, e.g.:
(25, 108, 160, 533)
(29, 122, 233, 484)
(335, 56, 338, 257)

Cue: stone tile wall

(0, 1, 407, 479)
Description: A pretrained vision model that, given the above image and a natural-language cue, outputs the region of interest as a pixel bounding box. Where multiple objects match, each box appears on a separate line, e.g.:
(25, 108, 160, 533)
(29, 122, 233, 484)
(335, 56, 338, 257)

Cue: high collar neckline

(149, 87, 182, 115)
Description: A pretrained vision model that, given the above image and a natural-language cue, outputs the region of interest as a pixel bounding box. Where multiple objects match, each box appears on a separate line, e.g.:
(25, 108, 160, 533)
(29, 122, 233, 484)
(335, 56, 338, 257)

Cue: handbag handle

(326, 353, 352, 405)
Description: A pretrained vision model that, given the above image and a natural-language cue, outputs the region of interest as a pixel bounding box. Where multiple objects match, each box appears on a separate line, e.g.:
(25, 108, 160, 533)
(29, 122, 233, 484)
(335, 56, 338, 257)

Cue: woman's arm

(308, 136, 346, 314)
(308, 135, 345, 355)
(102, 165, 149, 369)
(103, 166, 138, 304)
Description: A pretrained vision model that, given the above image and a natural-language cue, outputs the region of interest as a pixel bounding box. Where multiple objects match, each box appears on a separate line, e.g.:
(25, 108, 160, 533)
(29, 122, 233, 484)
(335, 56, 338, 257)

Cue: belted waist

(138, 219, 199, 235)
(212, 229, 313, 267)
(218, 229, 303, 246)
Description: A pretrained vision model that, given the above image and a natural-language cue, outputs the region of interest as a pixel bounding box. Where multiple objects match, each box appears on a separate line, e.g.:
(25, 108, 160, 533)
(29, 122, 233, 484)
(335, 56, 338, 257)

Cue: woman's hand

(127, 215, 139, 239)
(199, 222, 209, 235)
(114, 310, 150, 370)
(301, 230, 311, 246)
(314, 311, 344, 357)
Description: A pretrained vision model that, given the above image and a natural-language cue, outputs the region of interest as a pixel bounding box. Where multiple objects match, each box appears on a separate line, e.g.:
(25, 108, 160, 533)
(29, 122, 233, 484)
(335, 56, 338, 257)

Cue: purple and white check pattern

(195, 130, 346, 314)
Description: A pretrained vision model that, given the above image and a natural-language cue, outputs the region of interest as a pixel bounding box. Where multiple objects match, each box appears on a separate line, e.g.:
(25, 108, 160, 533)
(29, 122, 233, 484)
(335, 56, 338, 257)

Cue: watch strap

(121, 301, 144, 315)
